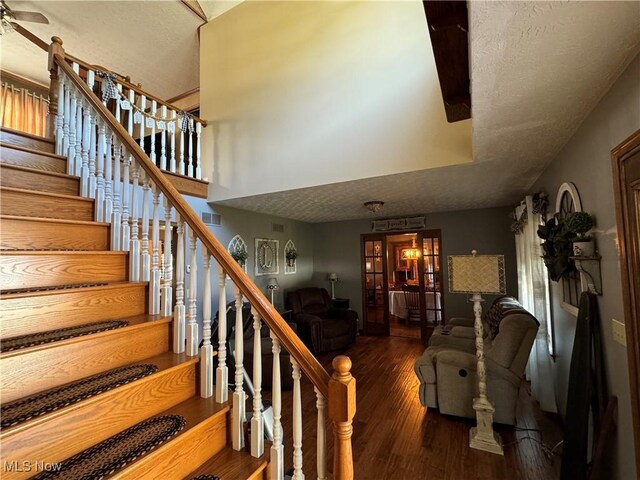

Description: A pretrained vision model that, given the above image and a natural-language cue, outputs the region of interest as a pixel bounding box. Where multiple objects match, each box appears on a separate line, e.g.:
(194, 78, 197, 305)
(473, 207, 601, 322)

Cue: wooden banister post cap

(332, 356, 352, 380)
(51, 36, 63, 45)
(329, 355, 356, 421)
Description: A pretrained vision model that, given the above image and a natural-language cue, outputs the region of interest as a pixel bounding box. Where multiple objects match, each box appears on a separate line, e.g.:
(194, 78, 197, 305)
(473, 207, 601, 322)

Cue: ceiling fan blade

(11, 22, 49, 51)
(11, 10, 49, 24)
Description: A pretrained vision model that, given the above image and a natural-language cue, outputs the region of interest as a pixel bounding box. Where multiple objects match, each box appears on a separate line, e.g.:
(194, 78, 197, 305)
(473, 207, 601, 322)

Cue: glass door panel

(362, 235, 388, 335)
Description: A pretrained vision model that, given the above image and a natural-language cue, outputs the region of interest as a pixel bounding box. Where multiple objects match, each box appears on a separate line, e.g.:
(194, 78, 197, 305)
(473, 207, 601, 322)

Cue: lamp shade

(448, 250, 506, 294)
(328, 272, 338, 282)
(267, 277, 279, 289)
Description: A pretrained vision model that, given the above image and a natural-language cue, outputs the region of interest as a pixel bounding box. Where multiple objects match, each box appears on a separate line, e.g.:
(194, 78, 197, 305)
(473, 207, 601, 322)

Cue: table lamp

(448, 250, 506, 455)
(327, 272, 338, 300)
(266, 277, 279, 305)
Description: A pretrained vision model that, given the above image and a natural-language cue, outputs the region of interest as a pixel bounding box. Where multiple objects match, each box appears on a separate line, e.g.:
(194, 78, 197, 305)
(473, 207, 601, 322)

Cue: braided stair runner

(191, 476, 221, 480)
(0, 320, 129, 352)
(0, 282, 108, 295)
(0, 364, 158, 429)
(34, 415, 187, 479)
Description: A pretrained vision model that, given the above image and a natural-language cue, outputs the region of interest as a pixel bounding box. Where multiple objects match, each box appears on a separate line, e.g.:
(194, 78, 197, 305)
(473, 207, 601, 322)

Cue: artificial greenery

(564, 211, 595, 241)
(285, 248, 298, 261)
(230, 248, 248, 265)
(537, 216, 575, 281)
(537, 211, 596, 281)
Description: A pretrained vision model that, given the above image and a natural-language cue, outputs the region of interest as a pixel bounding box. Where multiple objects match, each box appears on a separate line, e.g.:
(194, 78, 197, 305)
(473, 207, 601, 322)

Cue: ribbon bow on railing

(180, 111, 194, 134)
(95, 70, 119, 103)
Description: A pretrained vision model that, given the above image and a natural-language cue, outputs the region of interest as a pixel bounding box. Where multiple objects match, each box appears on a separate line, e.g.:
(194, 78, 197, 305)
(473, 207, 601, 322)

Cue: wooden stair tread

(0, 314, 171, 359)
(0, 142, 66, 160)
(0, 249, 128, 256)
(109, 395, 231, 479)
(0, 214, 109, 227)
(1, 351, 199, 438)
(0, 127, 55, 145)
(0, 162, 79, 180)
(0, 186, 92, 202)
(0, 280, 143, 300)
(187, 445, 269, 480)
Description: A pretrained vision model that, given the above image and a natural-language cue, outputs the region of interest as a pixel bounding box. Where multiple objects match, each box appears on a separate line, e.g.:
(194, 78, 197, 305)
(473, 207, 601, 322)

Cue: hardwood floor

(269, 335, 562, 480)
(389, 315, 421, 339)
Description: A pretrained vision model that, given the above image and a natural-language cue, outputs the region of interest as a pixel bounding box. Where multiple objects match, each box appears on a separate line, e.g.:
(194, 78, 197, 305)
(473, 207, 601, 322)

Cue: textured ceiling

(0, 1, 201, 99)
(215, 0, 640, 223)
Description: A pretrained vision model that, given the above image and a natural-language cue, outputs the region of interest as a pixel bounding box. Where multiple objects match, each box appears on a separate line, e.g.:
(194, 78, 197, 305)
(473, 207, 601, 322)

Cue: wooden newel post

(47, 36, 64, 138)
(328, 355, 356, 480)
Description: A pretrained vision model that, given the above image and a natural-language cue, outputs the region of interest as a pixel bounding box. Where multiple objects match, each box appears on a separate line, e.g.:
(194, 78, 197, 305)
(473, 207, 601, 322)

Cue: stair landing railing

(47, 37, 355, 480)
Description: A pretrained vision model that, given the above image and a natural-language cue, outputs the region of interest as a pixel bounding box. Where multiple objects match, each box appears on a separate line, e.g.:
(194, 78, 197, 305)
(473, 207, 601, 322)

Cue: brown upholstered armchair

(285, 288, 358, 354)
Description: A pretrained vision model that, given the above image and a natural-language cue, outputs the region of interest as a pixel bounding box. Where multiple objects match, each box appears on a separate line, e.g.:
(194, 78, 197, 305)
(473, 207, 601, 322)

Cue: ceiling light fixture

(364, 201, 384, 213)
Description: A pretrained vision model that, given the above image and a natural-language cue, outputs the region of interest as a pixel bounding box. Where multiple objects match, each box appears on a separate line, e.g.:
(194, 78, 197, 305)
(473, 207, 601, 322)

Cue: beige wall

(532, 53, 640, 480)
(200, 1, 471, 201)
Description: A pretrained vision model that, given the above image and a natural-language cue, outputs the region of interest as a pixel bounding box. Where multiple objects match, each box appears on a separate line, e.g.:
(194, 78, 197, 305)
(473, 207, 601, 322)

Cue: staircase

(0, 37, 355, 479)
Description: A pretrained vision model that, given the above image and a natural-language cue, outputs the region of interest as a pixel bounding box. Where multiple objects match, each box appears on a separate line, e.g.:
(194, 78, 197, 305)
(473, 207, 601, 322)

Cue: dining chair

(402, 284, 422, 324)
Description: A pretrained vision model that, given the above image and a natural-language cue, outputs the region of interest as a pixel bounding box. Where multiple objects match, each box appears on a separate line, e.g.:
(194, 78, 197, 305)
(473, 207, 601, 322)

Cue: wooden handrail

(54, 53, 329, 398)
(63, 52, 207, 126)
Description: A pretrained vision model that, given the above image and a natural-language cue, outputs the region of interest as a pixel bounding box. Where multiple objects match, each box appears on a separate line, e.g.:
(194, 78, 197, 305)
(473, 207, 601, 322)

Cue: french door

(361, 230, 444, 341)
(361, 235, 389, 335)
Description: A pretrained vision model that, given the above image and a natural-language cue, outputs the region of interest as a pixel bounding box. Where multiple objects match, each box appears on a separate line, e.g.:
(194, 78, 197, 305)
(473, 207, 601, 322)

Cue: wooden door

(612, 129, 640, 474)
(361, 234, 389, 335)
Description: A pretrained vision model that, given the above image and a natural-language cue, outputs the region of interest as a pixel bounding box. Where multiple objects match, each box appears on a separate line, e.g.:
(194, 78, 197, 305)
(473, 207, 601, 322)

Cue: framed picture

(255, 238, 279, 276)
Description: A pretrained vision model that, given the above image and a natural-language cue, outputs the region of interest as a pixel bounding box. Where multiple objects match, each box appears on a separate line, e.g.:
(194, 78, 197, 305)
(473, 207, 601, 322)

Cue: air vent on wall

(202, 212, 221, 226)
(272, 223, 284, 233)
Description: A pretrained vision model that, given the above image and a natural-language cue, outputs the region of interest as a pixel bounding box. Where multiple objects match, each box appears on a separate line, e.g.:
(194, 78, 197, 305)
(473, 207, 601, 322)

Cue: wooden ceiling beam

(422, 1, 471, 123)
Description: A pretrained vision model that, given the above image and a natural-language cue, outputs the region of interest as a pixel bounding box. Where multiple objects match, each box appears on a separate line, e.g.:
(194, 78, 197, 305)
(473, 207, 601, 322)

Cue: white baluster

(186, 230, 199, 356)
(162, 199, 173, 317)
(88, 114, 97, 199)
(55, 72, 64, 156)
(62, 79, 70, 158)
(150, 100, 157, 166)
(196, 121, 202, 180)
(251, 307, 265, 458)
(80, 99, 91, 197)
(111, 139, 122, 250)
(138, 94, 146, 151)
(173, 214, 186, 354)
(270, 333, 284, 480)
(141, 177, 151, 281)
(95, 119, 106, 222)
(67, 86, 77, 175)
(129, 160, 140, 281)
(201, 251, 214, 398)
(170, 110, 177, 173)
(315, 388, 327, 480)
(187, 117, 194, 178)
(160, 105, 167, 171)
(292, 359, 305, 480)
(149, 184, 161, 315)
(120, 154, 130, 251)
(179, 114, 185, 175)
(74, 97, 83, 178)
(104, 128, 113, 224)
(232, 284, 245, 451)
(216, 265, 229, 403)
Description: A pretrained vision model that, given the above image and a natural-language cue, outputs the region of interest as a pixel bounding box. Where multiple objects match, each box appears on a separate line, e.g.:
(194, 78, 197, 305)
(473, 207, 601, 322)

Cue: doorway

(361, 230, 444, 342)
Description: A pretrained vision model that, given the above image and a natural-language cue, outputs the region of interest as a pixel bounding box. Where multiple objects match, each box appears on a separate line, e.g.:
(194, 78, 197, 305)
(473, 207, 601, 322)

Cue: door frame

(612, 128, 640, 473)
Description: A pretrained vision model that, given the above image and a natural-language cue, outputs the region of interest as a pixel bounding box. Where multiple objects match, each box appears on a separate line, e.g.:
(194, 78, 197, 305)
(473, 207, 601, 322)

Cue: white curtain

(515, 195, 557, 413)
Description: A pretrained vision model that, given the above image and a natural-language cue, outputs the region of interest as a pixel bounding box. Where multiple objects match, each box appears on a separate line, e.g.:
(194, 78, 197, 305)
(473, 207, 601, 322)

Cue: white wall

(199, 0, 471, 201)
(532, 53, 640, 480)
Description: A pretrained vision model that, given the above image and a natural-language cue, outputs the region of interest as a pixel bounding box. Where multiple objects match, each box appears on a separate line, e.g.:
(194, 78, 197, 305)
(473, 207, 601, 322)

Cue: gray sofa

(414, 297, 539, 425)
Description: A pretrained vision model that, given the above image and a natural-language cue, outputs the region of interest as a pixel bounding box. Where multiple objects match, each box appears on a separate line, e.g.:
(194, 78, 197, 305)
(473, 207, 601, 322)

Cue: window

(555, 183, 583, 316)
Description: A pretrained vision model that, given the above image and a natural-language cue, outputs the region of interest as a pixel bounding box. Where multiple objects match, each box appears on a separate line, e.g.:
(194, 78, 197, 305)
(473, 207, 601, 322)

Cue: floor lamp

(328, 272, 338, 300)
(267, 277, 279, 305)
(448, 250, 506, 455)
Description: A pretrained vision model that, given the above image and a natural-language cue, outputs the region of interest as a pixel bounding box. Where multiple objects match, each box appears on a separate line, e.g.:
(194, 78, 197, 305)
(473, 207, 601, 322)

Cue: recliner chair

(414, 300, 539, 425)
(285, 287, 358, 354)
